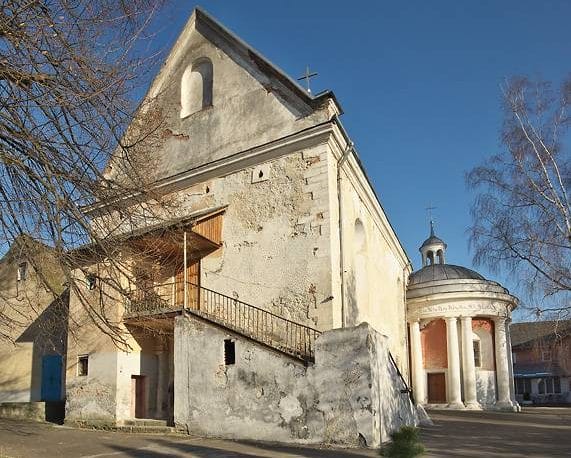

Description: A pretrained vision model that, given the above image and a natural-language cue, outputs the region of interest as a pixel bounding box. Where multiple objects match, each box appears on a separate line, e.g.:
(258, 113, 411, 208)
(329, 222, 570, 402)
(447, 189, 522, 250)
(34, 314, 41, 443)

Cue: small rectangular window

(224, 339, 235, 365)
(542, 350, 551, 361)
(86, 274, 97, 290)
(78, 355, 89, 376)
(17, 262, 27, 281)
(473, 340, 481, 368)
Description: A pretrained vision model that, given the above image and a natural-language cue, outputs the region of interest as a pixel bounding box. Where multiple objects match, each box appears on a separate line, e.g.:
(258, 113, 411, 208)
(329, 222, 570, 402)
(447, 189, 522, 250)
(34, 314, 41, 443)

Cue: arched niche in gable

(180, 57, 213, 118)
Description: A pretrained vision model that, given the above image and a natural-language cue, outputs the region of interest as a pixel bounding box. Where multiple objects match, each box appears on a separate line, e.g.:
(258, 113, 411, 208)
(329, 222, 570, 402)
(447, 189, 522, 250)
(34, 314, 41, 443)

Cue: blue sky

(150, 1, 570, 318)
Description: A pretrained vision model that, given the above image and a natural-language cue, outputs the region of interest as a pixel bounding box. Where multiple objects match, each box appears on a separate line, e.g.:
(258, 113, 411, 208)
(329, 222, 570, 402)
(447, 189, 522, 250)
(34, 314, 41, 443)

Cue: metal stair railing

(123, 281, 321, 363)
(185, 283, 321, 363)
(388, 351, 415, 404)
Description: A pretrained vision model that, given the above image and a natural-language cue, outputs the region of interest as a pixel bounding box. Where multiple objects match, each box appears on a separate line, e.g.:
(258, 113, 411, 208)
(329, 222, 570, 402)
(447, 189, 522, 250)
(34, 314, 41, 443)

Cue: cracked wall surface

(174, 316, 417, 447)
(173, 147, 335, 330)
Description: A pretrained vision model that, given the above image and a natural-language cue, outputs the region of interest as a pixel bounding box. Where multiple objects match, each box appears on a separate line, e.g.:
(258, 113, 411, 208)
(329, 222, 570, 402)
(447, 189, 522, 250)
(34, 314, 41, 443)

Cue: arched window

(436, 249, 444, 264)
(180, 58, 213, 118)
(427, 250, 435, 266)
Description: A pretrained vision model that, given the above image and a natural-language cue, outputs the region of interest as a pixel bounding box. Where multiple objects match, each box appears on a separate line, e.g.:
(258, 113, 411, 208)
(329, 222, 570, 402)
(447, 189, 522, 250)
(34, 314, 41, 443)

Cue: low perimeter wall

(174, 318, 417, 447)
(0, 402, 46, 422)
(0, 401, 65, 423)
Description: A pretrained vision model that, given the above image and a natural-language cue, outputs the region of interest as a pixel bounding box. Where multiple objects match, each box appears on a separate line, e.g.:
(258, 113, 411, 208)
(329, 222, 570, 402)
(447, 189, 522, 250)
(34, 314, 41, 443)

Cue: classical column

(445, 317, 463, 408)
(460, 316, 480, 409)
(494, 317, 514, 409)
(410, 320, 426, 405)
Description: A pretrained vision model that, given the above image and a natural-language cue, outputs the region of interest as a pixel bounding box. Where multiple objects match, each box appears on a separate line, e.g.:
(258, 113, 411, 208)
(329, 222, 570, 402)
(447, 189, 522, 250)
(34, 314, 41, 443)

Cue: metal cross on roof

(426, 204, 437, 235)
(297, 65, 318, 94)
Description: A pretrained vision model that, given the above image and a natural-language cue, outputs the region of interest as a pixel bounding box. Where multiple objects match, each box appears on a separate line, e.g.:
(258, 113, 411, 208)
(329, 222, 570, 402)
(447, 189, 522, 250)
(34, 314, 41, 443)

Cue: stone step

(115, 425, 175, 434)
(122, 418, 168, 427)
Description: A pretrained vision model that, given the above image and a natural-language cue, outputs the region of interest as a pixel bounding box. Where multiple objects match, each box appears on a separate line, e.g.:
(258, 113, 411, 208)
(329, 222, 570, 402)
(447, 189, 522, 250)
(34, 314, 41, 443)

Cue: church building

(0, 7, 520, 448)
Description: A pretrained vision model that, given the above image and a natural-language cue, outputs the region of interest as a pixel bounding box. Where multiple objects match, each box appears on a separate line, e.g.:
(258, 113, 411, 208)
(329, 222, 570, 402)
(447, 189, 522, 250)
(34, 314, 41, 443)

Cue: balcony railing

(125, 282, 321, 363)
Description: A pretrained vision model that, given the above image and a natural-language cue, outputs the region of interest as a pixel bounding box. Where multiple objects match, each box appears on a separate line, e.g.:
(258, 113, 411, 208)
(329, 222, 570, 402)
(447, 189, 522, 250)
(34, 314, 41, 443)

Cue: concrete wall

(174, 316, 417, 447)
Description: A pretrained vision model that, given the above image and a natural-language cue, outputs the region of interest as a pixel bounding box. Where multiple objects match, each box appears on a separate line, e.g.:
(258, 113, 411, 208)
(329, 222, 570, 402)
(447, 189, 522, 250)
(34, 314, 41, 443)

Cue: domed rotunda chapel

(407, 223, 520, 411)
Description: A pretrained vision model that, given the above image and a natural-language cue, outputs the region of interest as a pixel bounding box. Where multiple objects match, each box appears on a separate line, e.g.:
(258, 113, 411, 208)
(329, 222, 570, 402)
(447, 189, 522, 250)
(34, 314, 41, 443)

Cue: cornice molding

(408, 300, 514, 321)
(87, 121, 333, 215)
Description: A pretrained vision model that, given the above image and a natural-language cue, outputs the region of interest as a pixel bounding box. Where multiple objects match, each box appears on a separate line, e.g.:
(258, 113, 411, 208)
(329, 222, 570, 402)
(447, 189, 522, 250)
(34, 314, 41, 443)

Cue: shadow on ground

(106, 437, 375, 458)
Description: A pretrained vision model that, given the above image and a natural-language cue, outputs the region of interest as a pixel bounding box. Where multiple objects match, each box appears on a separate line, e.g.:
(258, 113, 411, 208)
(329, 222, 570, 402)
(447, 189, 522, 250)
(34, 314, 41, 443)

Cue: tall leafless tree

(0, 0, 177, 346)
(467, 75, 571, 318)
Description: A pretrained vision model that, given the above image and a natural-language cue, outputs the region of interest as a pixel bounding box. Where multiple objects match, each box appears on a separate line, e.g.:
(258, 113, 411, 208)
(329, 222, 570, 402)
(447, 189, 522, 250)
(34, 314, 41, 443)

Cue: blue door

(41, 355, 62, 401)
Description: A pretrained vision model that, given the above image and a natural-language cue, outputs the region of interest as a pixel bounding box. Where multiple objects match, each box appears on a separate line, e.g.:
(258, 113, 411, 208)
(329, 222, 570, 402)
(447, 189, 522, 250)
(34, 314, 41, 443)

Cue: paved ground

(421, 407, 571, 457)
(0, 407, 570, 457)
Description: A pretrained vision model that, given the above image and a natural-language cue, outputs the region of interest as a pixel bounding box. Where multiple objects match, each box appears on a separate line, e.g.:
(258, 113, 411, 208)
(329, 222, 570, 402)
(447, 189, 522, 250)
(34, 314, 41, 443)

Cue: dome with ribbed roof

(408, 264, 485, 286)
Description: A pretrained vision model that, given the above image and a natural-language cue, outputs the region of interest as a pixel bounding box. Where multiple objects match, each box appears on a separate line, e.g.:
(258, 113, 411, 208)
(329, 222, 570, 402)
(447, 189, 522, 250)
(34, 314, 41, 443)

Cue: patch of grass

(381, 426, 425, 458)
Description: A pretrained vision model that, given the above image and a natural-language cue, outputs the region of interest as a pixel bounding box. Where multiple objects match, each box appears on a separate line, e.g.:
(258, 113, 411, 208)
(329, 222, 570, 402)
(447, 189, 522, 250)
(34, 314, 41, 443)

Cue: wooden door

(131, 375, 146, 418)
(427, 372, 446, 403)
(174, 259, 200, 309)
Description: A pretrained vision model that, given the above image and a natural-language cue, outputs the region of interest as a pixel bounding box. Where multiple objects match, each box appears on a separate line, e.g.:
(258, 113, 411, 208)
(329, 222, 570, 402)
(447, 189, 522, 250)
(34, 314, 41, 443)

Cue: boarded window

(78, 355, 89, 376)
(224, 339, 235, 365)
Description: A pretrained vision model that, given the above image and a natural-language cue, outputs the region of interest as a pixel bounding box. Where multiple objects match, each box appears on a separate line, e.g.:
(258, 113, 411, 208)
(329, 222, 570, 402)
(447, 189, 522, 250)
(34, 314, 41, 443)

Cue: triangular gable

(147, 7, 341, 119)
(106, 8, 341, 186)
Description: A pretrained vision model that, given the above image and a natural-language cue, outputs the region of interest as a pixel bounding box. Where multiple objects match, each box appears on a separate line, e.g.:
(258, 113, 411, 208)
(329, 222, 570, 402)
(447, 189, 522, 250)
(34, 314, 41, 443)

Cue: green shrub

(381, 426, 425, 457)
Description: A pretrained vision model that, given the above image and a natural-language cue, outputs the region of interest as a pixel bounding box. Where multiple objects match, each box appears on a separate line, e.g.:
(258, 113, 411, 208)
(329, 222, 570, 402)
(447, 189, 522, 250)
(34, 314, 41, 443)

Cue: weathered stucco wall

(65, 265, 127, 424)
(174, 316, 417, 447)
(336, 159, 410, 377)
(159, 146, 337, 330)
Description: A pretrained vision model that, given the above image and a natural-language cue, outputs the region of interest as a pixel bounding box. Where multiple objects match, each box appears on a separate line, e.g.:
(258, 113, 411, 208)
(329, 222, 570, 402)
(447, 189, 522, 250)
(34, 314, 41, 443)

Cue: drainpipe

(403, 262, 413, 387)
(337, 141, 354, 328)
(183, 231, 188, 310)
